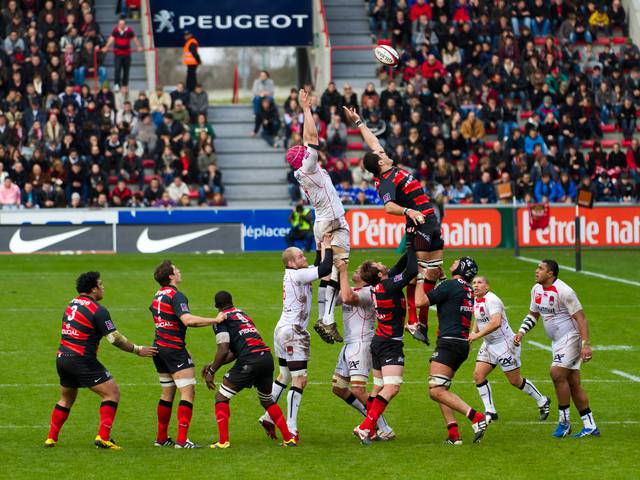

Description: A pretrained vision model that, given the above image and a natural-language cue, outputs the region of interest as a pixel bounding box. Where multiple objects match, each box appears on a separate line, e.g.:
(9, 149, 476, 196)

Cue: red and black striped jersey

(214, 308, 270, 360)
(375, 167, 435, 217)
(372, 246, 418, 340)
(150, 285, 190, 350)
(427, 278, 474, 339)
(58, 295, 117, 358)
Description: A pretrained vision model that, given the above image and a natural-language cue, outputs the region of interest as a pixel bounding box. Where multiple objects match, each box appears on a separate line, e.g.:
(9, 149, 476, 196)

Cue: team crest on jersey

(478, 306, 485, 316)
(535, 292, 542, 304)
(383, 193, 391, 203)
(548, 296, 555, 306)
(105, 320, 114, 330)
(393, 273, 403, 282)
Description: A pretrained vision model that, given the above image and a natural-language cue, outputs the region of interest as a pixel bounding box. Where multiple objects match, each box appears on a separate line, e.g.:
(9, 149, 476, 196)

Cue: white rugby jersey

(294, 146, 345, 221)
(529, 279, 583, 342)
(473, 291, 514, 345)
(277, 266, 320, 329)
(342, 286, 376, 344)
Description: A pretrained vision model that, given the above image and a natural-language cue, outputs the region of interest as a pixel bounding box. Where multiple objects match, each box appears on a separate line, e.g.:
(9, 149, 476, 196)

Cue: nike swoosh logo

(94, 378, 102, 383)
(9, 227, 92, 253)
(136, 227, 219, 253)
(177, 363, 184, 368)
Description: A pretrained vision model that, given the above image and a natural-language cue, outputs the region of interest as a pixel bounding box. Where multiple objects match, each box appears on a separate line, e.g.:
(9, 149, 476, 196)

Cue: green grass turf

(1, 249, 639, 479)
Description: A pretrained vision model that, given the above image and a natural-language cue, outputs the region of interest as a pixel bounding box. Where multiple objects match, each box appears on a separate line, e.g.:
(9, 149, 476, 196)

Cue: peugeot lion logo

(154, 10, 175, 33)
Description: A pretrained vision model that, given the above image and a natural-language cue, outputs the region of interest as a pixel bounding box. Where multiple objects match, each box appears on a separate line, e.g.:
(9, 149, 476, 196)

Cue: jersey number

(67, 305, 78, 321)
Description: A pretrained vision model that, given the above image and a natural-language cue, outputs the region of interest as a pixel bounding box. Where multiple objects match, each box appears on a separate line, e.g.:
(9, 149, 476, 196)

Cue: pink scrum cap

(286, 145, 306, 169)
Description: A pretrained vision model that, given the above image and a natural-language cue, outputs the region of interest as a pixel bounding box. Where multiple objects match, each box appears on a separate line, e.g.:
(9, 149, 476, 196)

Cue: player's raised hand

(342, 106, 361, 124)
(322, 233, 333, 249)
(299, 88, 310, 109)
(334, 258, 347, 271)
(137, 346, 157, 357)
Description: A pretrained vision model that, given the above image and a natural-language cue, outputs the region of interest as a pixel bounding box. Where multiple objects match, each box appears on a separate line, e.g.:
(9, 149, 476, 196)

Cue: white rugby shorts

(551, 333, 582, 370)
(274, 323, 311, 363)
(335, 341, 372, 378)
(314, 216, 350, 252)
(476, 341, 522, 372)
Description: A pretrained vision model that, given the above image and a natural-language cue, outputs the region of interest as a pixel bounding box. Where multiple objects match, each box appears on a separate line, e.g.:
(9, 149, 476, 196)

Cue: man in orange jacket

(183, 31, 201, 92)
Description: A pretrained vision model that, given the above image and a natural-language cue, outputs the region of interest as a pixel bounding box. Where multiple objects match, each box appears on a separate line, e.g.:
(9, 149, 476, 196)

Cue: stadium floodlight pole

(513, 195, 520, 257)
(575, 204, 582, 272)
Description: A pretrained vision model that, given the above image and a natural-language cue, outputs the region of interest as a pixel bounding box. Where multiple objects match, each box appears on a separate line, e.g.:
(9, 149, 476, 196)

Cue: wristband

(355, 120, 363, 127)
(133, 344, 141, 354)
(403, 208, 409, 216)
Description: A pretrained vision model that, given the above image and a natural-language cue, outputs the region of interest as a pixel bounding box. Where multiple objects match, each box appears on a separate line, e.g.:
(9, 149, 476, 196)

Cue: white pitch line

(610, 370, 640, 382)
(527, 340, 552, 352)
(517, 256, 640, 287)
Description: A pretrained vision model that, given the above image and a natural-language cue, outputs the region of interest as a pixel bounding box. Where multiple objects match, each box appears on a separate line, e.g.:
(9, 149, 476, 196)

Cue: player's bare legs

(550, 365, 572, 428)
(259, 359, 292, 439)
(256, 384, 295, 445)
(567, 370, 589, 410)
(355, 365, 402, 444)
(155, 374, 177, 446)
(45, 387, 78, 446)
(315, 244, 347, 343)
(407, 249, 443, 345)
(429, 362, 487, 443)
(172, 367, 197, 447)
(89, 379, 121, 448)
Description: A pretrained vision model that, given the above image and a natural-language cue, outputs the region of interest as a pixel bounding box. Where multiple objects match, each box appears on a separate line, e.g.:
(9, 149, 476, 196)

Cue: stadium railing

(313, 0, 332, 89)
(140, 0, 159, 92)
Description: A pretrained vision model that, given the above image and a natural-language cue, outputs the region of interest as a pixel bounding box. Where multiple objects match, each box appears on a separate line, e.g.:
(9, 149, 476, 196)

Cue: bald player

(258, 234, 333, 442)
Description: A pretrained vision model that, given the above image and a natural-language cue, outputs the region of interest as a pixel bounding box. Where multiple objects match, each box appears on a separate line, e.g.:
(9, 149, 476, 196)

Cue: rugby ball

(374, 45, 399, 67)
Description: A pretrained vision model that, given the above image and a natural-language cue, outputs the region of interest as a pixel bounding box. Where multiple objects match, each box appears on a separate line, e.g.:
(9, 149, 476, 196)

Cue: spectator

(143, 177, 164, 206)
(534, 172, 563, 203)
(189, 84, 209, 117)
(198, 162, 224, 204)
(447, 179, 473, 204)
(110, 179, 132, 206)
(320, 82, 343, 121)
(335, 180, 356, 205)
(153, 190, 176, 208)
(369, 0, 388, 41)
(68, 191, 83, 209)
(167, 175, 190, 203)
(326, 114, 348, 159)
(285, 202, 314, 251)
(617, 97, 636, 141)
(473, 171, 497, 204)
(251, 70, 275, 115)
(617, 172, 636, 202)
(102, 15, 142, 90)
(558, 171, 577, 203)
(0, 176, 20, 209)
(460, 111, 485, 143)
(253, 97, 280, 147)
(595, 171, 617, 201)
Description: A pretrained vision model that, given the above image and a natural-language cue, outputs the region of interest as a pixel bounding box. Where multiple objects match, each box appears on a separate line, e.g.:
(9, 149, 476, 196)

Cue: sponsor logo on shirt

(105, 320, 115, 330)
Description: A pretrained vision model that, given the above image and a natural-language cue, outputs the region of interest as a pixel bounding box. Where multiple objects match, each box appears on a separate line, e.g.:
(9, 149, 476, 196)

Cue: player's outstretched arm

(300, 89, 318, 146)
(179, 313, 220, 327)
(343, 106, 384, 153)
(336, 260, 359, 305)
(514, 311, 539, 345)
(106, 330, 157, 357)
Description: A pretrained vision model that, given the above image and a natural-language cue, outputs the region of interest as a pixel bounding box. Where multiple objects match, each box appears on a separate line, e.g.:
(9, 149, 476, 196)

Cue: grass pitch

(1, 248, 639, 479)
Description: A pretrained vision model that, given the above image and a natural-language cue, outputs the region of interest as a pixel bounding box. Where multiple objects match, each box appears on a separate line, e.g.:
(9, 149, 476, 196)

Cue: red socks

(177, 400, 193, 444)
(215, 401, 231, 444)
(156, 400, 173, 443)
(266, 403, 292, 441)
(467, 408, 484, 424)
(98, 401, 118, 440)
(359, 395, 388, 433)
(406, 284, 417, 325)
(48, 404, 70, 441)
(447, 421, 460, 441)
(419, 281, 435, 328)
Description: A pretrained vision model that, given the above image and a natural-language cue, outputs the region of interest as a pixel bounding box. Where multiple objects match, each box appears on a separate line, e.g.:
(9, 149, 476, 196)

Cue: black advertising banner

(0, 224, 242, 253)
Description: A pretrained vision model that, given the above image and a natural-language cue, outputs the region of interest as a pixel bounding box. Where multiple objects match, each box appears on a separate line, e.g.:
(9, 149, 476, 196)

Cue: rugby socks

(286, 387, 303, 435)
(406, 284, 418, 325)
(48, 404, 70, 441)
(419, 281, 436, 328)
(156, 400, 173, 443)
(215, 401, 230, 444)
(579, 408, 596, 429)
(376, 414, 392, 433)
(98, 401, 118, 440)
(447, 421, 460, 441)
(272, 380, 288, 403)
(519, 378, 547, 406)
(317, 280, 328, 319)
(476, 380, 496, 414)
(466, 407, 484, 424)
(322, 279, 340, 325)
(359, 395, 388, 433)
(558, 404, 570, 424)
(177, 400, 193, 445)
(266, 403, 293, 441)
(344, 393, 367, 416)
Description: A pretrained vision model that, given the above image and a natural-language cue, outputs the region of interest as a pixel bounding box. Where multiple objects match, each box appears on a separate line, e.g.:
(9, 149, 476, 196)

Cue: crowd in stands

(271, 0, 639, 206)
(0, 2, 224, 210)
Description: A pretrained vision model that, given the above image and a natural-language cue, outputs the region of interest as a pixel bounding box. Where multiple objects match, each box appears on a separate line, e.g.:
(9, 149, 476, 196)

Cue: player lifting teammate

(259, 234, 334, 441)
(514, 260, 599, 438)
(45, 272, 156, 449)
(343, 106, 443, 346)
(416, 257, 489, 444)
(150, 260, 220, 449)
(352, 228, 418, 445)
(286, 88, 349, 344)
(470, 276, 550, 422)
(332, 259, 395, 441)
(201, 291, 296, 448)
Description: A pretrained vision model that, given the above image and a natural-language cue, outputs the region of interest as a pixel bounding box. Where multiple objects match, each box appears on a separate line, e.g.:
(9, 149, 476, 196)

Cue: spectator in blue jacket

(473, 172, 497, 203)
(534, 172, 563, 202)
(524, 128, 549, 155)
(557, 171, 577, 203)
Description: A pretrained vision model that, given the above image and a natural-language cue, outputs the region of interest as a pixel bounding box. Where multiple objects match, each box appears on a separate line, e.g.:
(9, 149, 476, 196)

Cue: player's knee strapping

(419, 259, 443, 270)
(159, 375, 175, 388)
(290, 366, 307, 377)
(350, 375, 368, 387)
(332, 375, 350, 390)
(278, 364, 292, 384)
(373, 376, 384, 387)
(382, 376, 403, 385)
(428, 374, 452, 390)
(219, 383, 237, 400)
(175, 377, 196, 389)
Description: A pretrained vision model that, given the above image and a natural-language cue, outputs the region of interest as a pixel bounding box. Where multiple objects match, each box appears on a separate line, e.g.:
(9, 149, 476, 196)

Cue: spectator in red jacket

(421, 54, 446, 79)
(409, 0, 432, 22)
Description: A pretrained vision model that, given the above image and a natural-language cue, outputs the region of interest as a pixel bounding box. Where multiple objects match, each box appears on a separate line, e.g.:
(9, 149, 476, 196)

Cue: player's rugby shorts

(551, 333, 582, 370)
(370, 336, 404, 370)
(314, 216, 350, 252)
(56, 353, 112, 388)
(476, 340, 522, 372)
(153, 346, 194, 374)
(224, 351, 274, 392)
(274, 323, 311, 362)
(430, 337, 470, 372)
(412, 214, 444, 252)
(335, 341, 372, 378)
